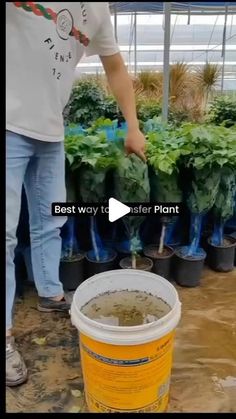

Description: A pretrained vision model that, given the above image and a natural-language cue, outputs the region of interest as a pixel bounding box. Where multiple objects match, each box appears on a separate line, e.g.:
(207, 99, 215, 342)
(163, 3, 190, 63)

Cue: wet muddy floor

(6, 267, 236, 413)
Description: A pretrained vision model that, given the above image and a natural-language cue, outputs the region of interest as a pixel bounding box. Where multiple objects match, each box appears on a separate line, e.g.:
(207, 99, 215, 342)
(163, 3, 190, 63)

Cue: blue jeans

(6, 131, 67, 329)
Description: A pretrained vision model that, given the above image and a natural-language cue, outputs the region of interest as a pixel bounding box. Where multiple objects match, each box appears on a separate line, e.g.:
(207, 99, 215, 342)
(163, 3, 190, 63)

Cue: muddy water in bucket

(71, 269, 181, 413)
(81, 290, 171, 326)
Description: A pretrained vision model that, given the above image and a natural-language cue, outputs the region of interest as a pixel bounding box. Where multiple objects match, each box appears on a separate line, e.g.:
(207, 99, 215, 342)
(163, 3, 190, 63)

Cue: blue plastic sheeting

(90, 216, 111, 261)
(110, 2, 236, 13)
(164, 217, 182, 247)
(211, 221, 224, 246)
(61, 217, 79, 259)
(65, 125, 85, 136)
(177, 213, 204, 257)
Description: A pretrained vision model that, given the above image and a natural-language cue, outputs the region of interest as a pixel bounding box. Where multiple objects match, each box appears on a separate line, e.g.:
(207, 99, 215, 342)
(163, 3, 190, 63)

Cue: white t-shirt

(6, 2, 119, 142)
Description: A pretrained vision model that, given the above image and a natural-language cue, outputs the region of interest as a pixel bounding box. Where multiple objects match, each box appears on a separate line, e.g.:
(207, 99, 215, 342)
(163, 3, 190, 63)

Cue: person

(6, 2, 146, 387)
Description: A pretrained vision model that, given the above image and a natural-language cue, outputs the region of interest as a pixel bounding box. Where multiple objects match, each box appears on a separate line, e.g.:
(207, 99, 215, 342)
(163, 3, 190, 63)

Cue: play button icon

(108, 198, 130, 222)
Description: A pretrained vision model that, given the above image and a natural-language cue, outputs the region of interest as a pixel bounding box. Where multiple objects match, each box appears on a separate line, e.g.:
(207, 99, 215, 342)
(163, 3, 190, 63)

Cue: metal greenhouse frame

(109, 2, 236, 120)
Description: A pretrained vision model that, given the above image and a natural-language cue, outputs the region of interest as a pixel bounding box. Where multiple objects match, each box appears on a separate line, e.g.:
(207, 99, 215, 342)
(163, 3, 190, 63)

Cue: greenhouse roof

(109, 2, 236, 14)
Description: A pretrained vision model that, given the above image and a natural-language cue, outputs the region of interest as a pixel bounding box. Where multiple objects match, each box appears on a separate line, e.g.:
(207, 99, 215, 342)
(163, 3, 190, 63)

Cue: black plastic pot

(119, 256, 153, 272)
(200, 230, 212, 254)
(23, 246, 34, 284)
(229, 232, 236, 266)
(207, 235, 236, 272)
(59, 253, 85, 291)
(143, 245, 174, 280)
(14, 247, 27, 298)
(85, 249, 117, 278)
(117, 249, 131, 266)
(115, 243, 132, 268)
(173, 247, 206, 287)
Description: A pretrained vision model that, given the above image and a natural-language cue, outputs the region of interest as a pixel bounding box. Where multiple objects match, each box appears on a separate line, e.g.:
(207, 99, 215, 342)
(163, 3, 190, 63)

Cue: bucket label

(80, 331, 175, 413)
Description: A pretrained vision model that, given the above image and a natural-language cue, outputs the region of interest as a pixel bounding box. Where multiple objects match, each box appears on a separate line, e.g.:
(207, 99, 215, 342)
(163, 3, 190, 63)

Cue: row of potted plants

(58, 118, 236, 290)
(21, 118, 236, 292)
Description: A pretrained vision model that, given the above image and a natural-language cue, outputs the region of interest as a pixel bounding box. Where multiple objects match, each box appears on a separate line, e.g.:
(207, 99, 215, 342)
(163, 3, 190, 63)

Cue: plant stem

(90, 217, 100, 261)
(158, 223, 166, 254)
(69, 217, 74, 259)
(132, 253, 136, 269)
(187, 213, 203, 256)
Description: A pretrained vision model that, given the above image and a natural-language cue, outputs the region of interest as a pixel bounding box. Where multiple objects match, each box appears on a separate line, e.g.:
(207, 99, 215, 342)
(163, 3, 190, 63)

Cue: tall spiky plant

(169, 62, 190, 105)
(194, 63, 220, 107)
(133, 71, 163, 100)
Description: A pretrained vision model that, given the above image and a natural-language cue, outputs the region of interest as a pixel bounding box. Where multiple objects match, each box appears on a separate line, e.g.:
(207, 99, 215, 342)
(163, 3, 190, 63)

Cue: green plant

(213, 166, 236, 222)
(137, 100, 162, 122)
(114, 154, 150, 257)
(65, 132, 122, 203)
(178, 124, 236, 214)
(63, 80, 106, 127)
(180, 124, 236, 170)
(146, 127, 191, 176)
(146, 126, 185, 253)
(208, 96, 236, 127)
(65, 133, 120, 171)
(168, 108, 191, 126)
(103, 96, 121, 120)
(87, 117, 117, 133)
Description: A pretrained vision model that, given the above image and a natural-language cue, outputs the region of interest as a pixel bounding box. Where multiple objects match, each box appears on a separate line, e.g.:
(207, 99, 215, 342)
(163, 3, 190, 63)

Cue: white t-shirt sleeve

(85, 3, 119, 57)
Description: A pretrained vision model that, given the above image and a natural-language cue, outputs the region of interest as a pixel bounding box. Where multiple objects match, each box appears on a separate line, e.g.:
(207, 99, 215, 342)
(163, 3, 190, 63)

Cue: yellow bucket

(71, 269, 181, 413)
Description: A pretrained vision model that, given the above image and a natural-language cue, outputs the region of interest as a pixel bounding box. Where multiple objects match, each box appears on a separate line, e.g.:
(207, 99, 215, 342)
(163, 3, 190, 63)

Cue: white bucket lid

(71, 269, 181, 346)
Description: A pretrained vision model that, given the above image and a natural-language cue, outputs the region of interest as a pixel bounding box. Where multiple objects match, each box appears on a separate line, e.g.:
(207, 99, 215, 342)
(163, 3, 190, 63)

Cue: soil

(223, 238, 233, 246)
(222, 238, 235, 247)
(209, 237, 236, 248)
(145, 246, 173, 259)
(86, 249, 116, 264)
(120, 257, 153, 270)
(60, 254, 84, 263)
(175, 247, 206, 261)
(6, 268, 236, 413)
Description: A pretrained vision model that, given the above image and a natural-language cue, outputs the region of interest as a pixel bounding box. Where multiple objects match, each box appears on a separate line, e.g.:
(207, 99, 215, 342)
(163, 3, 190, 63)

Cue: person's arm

(100, 53, 146, 161)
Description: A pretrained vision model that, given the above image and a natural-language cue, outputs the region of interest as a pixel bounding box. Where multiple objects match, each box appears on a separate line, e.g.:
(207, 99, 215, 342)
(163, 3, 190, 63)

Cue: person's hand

(125, 128, 146, 162)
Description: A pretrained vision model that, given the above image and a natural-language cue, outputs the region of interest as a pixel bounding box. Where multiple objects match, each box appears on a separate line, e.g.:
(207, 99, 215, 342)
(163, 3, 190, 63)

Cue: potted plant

(208, 166, 236, 272)
(114, 153, 151, 270)
(173, 123, 235, 286)
(63, 79, 107, 127)
(208, 96, 236, 128)
(65, 131, 121, 276)
(174, 165, 219, 287)
(229, 231, 236, 266)
(119, 255, 153, 271)
(86, 215, 117, 277)
(58, 158, 85, 291)
(144, 126, 185, 280)
(60, 216, 85, 291)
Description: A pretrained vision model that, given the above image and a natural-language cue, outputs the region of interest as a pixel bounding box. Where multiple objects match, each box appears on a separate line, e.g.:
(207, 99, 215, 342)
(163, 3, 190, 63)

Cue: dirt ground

(6, 267, 236, 413)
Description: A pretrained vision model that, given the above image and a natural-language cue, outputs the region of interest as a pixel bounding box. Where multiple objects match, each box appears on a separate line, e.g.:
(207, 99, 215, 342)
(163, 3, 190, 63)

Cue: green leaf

(66, 154, 74, 166)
